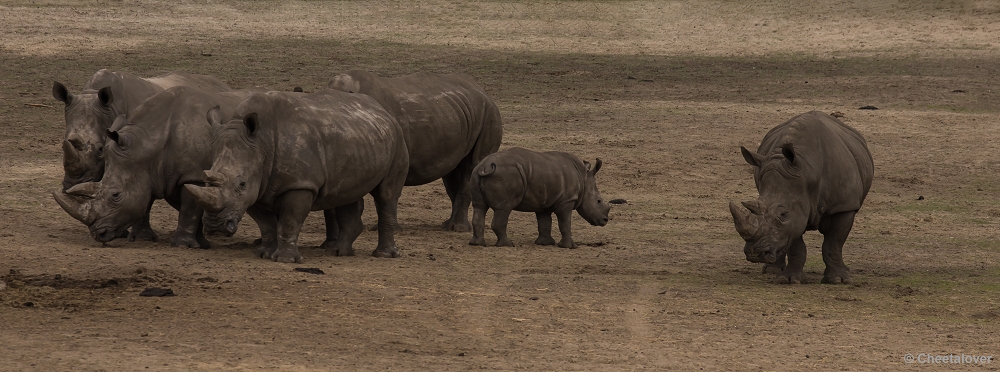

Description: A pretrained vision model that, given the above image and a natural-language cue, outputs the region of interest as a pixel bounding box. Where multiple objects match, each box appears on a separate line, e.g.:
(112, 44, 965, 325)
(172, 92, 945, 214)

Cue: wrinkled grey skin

(468, 147, 611, 248)
(52, 69, 231, 241)
(185, 89, 409, 263)
(328, 70, 503, 232)
(52, 86, 252, 248)
(730, 111, 873, 285)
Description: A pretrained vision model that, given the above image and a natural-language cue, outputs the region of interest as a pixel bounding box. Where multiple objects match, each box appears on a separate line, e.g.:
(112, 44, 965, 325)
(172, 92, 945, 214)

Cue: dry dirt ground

(3, 0, 1000, 370)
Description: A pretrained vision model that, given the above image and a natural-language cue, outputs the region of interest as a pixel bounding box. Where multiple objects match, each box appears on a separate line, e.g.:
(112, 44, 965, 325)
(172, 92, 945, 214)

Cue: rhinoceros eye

(111, 191, 123, 202)
(239, 181, 247, 189)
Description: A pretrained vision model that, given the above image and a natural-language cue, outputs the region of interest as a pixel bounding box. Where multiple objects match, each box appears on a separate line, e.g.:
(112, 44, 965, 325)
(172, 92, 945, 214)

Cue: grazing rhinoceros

(468, 147, 611, 248)
(730, 111, 873, 284)
(52, 69, 232, 241)
(52, 86, 254, 248)
(184, 89, 409, 263)
(328, 70, 503, 232)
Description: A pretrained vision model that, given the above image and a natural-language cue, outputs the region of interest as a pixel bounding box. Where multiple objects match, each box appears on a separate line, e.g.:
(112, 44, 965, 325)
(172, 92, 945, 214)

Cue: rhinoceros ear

(106, 129, 120, 144)
(97, 86, 114, 108)
(206, 106, 223, 127)
(592, 158, 603, 174)
(781, 144, 796, 164)
(740, 146, 765, 167)
(243, 113, 259, 138)
(53, 81, 73, 104)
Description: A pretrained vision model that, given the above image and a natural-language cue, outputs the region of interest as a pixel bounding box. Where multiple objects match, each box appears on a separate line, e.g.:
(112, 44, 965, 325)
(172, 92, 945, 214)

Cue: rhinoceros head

(730, 145, 808, 264)
(185, 106, 266, 236)
(53, 82, 118, 190)
(52, 118, 156, 242)
(576, 158, 611, 226)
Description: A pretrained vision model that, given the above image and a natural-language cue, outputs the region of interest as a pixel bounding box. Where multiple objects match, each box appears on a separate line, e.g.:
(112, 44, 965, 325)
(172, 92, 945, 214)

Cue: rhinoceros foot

(325, 242, 355, 257)
(495, 238, 515, 247)
(171, 234, 210, 249)
(557, 238, 577, 249)
(441, 219, 471, 232)
(254, 244, 277, 259)
(822, 267, 852, 285)
(774, 270, 804, 284)
(372, 246, 399, 258)
(128, 226, 159, 242)
(468, 236, 487, 246)
(762, 262, 786, 274)
(271, 248, 303, 263)
(534, 236, 556, 246)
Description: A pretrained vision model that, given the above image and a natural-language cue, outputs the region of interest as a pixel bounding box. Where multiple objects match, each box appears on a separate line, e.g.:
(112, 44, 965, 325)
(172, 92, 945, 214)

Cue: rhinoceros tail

(477, 162, 497, 177)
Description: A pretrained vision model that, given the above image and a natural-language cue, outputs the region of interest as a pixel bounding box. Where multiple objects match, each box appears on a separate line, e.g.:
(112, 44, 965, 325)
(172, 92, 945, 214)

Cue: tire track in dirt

(622, 280, 670, 369)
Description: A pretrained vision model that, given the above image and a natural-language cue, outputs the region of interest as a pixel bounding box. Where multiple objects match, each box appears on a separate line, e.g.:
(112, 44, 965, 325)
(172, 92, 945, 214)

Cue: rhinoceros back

(756, 111, 873, 215)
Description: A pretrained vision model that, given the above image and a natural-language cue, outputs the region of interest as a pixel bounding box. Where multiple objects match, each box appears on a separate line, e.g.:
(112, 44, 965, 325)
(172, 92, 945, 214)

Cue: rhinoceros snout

(93, 227, 119, 243)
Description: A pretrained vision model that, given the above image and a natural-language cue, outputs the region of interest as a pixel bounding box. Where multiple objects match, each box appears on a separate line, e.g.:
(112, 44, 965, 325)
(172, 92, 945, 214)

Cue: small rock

(293, 268, 325, 275)
(530, 296, 539, 301)
(952, 89, 966, 93)
(858, 105, 878, 110)
(139, 288, 176, 297)
(293, 87, 304, 92)
(0, 281, 6, 291)
(830, 111, 846, 118)
(608, 198, 628, 205)
(23, 302, 34, 307)
(917, 195, 925, 200)
(458, 352, 466, 356)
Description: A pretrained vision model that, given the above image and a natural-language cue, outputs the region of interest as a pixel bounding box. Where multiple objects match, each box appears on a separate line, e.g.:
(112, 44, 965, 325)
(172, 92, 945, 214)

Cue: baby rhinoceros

(469, 147, 611, 248)
(730, 111, 873, 285)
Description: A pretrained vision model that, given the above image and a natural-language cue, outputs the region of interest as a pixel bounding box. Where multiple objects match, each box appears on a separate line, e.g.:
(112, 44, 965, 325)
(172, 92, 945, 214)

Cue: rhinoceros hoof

(329, 247, 355, 257)
(468, 237, 487, 246)
(441, 219, 471, 232)
(821, 273, 852, 284)
(252, 238, 263, 246)
(128, 227, 160, 242)
(534, 236, 556, 246)
(171, 235, 207, 249)
(254, 245, 276, 259)
(372, 247, 399, 258)
(774, 272, 804, 284)
(557, 240, 577, 249)
(271, 249, 303, 263)
(762, 263, 786, 274)
(495, 238, 515, 247)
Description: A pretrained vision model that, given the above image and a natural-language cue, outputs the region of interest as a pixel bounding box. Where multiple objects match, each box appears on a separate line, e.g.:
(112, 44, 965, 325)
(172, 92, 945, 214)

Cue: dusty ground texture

(2, 0, 1000, 370)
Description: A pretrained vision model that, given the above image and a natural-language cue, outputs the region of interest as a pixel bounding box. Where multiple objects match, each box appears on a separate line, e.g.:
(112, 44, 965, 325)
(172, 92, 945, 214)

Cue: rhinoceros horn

(53, 183, 100, 224)
(62, 139, 85, 170)
(730, 200, 763, 240)
(185, 172, 226, 213)
(741, 199, 767, 215)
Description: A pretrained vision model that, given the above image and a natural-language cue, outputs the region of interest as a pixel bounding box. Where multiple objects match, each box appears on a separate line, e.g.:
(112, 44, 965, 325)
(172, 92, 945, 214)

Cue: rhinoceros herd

(50, 69, 873, 284)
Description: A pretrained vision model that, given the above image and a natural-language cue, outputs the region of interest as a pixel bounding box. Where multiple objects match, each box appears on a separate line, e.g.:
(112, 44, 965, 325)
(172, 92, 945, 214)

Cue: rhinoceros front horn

(185, 184, 224, 212)
(53, 185, 99, 225)
(729, 200, 762, 240)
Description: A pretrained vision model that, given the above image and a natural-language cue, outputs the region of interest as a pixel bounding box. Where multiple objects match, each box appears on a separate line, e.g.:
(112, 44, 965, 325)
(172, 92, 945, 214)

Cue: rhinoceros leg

(819, 211, 856, 284)
(171, 188, 211, 249)
(490, 209, 515, 247)
(270, 190, 312, 263)
(325, 201, 364, 257)
(468, 181, 489, 246)
(774, 237, 806, 284)
(320, 209, 340, 250)
(534, 212, 556, 246)
(440, 170, 473, 232)
(371, 188, 402, 258)
(555, 207, 577, 249)
(127, 202, 159, 242)
(248, 206, 278, 259)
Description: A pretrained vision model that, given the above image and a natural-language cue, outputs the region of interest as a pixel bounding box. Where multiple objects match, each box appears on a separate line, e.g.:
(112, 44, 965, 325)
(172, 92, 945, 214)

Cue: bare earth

(2, 0, 1000, 370)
